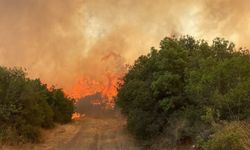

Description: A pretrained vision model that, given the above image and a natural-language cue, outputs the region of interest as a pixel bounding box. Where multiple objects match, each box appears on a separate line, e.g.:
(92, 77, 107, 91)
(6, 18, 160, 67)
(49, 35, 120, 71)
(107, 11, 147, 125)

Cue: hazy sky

(0, 0, 249, 97)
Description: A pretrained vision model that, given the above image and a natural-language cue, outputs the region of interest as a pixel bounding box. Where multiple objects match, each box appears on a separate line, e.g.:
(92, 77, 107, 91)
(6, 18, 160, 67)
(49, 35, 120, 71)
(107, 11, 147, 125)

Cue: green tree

(0, 67, 75, 143)
(116, 36, 250, 146)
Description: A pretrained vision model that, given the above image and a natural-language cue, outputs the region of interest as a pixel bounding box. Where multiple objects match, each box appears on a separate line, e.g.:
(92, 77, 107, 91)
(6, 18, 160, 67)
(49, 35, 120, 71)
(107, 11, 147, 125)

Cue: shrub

(18, 125, 41, 143)
(116, 36, 250, 146)
(203, 123, 244, 150)
(0, 67, 74, 144)
(47, 87, 75, 124)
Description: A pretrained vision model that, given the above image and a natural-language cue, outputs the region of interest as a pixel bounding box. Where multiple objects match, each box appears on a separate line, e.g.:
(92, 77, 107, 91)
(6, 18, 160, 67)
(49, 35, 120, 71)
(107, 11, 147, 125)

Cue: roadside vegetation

(0, 67, 75, 144)
(116, 36, 250, 149)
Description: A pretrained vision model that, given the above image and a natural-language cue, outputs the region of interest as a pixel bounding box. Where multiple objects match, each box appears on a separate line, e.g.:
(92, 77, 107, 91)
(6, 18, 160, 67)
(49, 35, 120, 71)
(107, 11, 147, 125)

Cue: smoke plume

(0, 0, 249, 98)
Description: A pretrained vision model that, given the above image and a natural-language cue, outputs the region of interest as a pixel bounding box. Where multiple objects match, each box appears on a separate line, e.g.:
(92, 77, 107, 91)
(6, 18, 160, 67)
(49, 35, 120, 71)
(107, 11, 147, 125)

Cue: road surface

(60, 115, 140, 150)
(2, 113, 140, 150)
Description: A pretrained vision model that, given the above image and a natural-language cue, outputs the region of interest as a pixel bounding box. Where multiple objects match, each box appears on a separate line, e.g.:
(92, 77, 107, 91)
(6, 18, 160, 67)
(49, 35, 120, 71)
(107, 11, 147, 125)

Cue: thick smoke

(199, 0, 250, 47)
(0, 0, 85, 87)
(0, 0, 249, 97)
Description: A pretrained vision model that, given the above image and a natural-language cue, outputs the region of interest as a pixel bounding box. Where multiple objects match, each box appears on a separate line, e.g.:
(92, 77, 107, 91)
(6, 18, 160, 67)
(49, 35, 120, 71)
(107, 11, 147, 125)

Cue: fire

(71, 112, 81, 120)
(64, 51, 126, 108)
(65, 72, 123, 108)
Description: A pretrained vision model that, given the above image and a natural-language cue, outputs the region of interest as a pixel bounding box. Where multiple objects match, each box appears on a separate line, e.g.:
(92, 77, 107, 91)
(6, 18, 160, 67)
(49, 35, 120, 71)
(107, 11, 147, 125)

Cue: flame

(65, 72, 123, 108)
(71, 112, 81, 120)
(64, 51, 126, 108)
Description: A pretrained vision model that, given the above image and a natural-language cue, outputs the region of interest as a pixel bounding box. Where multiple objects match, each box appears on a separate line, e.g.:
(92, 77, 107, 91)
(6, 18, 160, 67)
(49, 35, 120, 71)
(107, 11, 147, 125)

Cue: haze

(0, 0, 249, 98)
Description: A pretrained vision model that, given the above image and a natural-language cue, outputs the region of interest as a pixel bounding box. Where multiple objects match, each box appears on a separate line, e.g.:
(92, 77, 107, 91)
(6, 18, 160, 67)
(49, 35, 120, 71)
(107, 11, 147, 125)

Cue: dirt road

(2, 113, 140, 150)
(60, 115, 140, 150)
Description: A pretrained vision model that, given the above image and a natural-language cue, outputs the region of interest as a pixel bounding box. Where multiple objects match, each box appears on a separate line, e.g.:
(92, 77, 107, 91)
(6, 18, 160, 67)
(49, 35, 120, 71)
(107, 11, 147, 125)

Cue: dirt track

(2, 113, 140, 150)
(59, 115, 140, 150)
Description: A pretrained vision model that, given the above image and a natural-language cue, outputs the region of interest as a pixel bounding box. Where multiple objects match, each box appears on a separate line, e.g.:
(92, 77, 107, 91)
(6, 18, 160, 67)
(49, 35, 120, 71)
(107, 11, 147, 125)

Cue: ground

(1, 113, 140, 150)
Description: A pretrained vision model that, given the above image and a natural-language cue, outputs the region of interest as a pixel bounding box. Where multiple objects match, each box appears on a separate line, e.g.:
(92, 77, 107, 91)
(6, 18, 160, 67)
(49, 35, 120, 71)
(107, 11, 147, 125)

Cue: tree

(0, 67, 75, 143)
(116, 36, 250, 146)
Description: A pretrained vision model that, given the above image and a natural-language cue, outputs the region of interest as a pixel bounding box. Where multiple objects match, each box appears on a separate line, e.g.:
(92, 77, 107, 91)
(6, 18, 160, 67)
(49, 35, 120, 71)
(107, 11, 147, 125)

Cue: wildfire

(65, 72, 123, 108)
(64, 51, 126, 109)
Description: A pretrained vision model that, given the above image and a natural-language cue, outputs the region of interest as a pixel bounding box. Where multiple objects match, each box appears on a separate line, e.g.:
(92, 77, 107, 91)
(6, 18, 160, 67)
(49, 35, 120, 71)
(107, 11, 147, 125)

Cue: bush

(203, 123, 244, 150)
(116, 36, 250, 146)
(0, 126, 19, 145)
(47, 87, 75, 124)
(0, 67, 75, 144)
(18, 125, 41, 143)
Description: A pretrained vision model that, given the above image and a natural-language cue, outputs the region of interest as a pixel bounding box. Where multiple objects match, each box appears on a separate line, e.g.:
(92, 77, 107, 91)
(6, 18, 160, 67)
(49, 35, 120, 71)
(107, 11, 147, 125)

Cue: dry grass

(238, 121, 250, 149)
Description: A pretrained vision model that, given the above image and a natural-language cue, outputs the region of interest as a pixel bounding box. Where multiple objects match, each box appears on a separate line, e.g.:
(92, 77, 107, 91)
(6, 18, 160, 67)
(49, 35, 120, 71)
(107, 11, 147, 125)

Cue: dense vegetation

(116, 36, 250, 149)
(0, 67, 74, 144)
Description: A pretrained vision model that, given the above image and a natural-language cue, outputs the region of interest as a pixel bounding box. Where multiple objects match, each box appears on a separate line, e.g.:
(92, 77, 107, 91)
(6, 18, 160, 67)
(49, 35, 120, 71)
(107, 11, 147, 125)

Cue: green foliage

(48, 87, 75, 123)
(18, 125, 41, 143)
(116, 36, 250, 146)
(203, 123, 244, 150)
(0, 67, 75, 144)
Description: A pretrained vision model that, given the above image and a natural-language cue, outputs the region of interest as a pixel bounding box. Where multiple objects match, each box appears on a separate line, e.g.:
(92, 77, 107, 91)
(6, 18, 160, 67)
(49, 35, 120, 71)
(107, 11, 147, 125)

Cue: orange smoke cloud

(0, 0, 250, 103)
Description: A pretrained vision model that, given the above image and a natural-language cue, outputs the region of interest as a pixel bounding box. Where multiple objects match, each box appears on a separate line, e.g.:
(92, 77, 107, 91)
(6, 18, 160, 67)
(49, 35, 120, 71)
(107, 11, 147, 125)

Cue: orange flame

(71, 112, 81, 120)
(65, 72, 123, 108)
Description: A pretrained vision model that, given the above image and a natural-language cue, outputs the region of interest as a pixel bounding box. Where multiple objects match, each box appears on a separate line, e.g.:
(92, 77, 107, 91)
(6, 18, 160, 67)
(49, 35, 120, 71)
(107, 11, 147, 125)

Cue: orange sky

(0, 0, 250, 99)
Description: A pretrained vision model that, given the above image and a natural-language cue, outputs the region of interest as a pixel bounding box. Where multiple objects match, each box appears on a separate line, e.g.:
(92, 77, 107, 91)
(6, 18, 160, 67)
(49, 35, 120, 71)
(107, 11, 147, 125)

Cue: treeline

(116, 36, 250, 149)
(0, 67, 74, 144)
